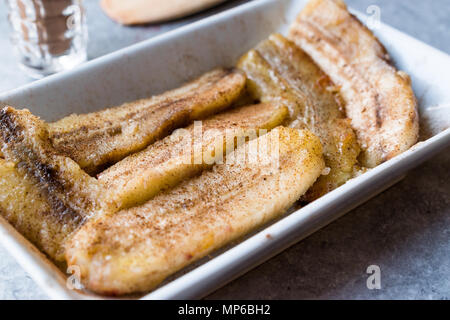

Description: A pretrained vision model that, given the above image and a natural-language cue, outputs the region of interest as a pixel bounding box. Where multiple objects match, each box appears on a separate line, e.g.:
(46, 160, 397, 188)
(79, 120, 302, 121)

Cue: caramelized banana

(98, 103, 289, 209)
(238, 34, 360, 199)
(0, 107, 113, 224)
(0, 107, 117, 262)
(66, 127, 325, 295)
(288, 0, 418, 167)
(49, 68, 246, 174)
(0, 160, 78, 263)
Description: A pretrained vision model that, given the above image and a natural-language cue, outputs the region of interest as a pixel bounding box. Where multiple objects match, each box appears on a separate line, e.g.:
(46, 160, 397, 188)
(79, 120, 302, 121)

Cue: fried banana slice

(0, 160, 79, 263)
(288, 0, 419, 167)
(98, 103, 289, 209)
(238, 34, 360, 199)
(49, 68, 246, 174)
(66, 127, 325, 295)
(0, 107, 113, 224)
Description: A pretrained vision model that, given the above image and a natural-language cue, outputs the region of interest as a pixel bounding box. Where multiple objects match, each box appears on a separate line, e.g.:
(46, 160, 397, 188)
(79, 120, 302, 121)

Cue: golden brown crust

(98, 103, 289, 209)
(288, 0, 419, 167)
(49, 68, 246, 174)
(0, 1, 420, 294)
(66, 127, 325, 295)
(0, 107, 117, 262)
(0, 107, 113, 222)
(238, 34, 360, 199)
(0, 160, 78, 263)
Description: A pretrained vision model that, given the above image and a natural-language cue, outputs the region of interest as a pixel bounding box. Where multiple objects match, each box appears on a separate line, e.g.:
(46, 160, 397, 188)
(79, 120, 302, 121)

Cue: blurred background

(0, 0, 449, 299)
(0, 0, 449, 93)
(0, 0, 249, 91)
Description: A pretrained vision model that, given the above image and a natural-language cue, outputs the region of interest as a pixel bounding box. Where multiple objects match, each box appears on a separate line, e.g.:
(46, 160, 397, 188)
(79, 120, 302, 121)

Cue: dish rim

(0, 0, 449, 300)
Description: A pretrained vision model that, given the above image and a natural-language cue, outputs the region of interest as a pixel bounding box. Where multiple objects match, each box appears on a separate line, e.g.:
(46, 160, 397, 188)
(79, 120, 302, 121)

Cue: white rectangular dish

(0, 0, 449, 300)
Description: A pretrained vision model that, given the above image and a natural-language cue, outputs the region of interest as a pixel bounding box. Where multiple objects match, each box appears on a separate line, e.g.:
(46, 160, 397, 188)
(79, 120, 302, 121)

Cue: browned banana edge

(0, 160, 76, 264)
(66, 127, 325, 295)
(97, 103, 289, 209)
(288, 0, 419, 167)
(49, 68, 247, 174)
(0, 107, 115, 261)
(237, 34, 360, 200)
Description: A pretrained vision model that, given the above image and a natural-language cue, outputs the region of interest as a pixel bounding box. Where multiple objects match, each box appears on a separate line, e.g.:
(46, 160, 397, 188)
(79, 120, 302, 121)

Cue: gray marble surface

(0, 0, 449, 300)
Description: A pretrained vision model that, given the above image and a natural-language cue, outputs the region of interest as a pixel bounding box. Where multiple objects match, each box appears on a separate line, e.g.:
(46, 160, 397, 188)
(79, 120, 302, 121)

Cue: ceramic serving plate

(0, 0, 449, 299)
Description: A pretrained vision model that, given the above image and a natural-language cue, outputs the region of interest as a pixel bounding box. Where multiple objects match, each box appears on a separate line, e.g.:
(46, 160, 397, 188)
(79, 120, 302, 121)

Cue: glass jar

(5, 0, 88, 78)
